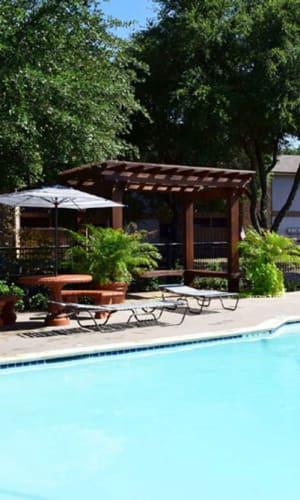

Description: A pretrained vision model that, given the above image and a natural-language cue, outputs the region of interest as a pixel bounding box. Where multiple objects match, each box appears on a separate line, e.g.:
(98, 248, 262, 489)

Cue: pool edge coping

(0, 314, 299, 368)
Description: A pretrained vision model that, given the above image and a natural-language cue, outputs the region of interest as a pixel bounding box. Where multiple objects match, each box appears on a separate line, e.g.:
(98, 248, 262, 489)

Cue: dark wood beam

(111, 184, 124, 229)
(227, 194, 240, 292)
(182, 196, 194, 280)
(99, 171, 249, 190)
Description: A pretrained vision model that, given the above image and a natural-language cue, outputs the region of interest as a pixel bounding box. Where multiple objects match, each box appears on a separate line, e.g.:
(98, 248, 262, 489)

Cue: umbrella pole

(54, 201, 58, 275)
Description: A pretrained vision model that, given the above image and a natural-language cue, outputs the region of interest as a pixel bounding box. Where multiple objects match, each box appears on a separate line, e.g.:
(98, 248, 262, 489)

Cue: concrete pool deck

(1, 290, 300, 366)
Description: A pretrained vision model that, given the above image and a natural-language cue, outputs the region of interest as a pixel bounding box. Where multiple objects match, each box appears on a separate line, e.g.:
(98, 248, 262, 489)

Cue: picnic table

(19, 274, 93, 326)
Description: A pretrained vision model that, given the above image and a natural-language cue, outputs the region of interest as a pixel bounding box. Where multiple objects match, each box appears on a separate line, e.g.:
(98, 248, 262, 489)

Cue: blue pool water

(1, 325, 300, 500)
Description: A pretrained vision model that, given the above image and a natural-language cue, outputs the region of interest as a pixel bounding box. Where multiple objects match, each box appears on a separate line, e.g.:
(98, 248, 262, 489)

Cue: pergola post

(183, 196, 194, 285)
(111, 183, 124, 229)
(227, 192, 240, 292)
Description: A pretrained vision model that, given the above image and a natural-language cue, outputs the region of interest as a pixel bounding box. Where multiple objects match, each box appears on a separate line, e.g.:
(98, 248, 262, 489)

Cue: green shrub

(0, 280, 25, 311)
(0, 280, 24, 297)
(193, 276, 227, 290)
(129, 277, 160, 292)
(63, 225, 161, 285)
(27, 292, 49, 311)
(192, 260, 227, 290)
(238, 228, 300, 296)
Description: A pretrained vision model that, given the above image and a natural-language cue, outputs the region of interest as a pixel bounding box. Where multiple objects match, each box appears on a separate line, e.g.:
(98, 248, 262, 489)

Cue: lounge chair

(159, 284, 239, 313)
(49, 298, 188, 331)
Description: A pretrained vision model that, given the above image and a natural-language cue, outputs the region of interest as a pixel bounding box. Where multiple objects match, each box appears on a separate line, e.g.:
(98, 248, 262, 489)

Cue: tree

(131, 0, 300, 232)
(0, 0, 143, 190)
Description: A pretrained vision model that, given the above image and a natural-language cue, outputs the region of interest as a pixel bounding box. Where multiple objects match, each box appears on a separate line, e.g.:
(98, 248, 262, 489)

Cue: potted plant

(0, 280, 24, 326)
(63, 225, 161, 300)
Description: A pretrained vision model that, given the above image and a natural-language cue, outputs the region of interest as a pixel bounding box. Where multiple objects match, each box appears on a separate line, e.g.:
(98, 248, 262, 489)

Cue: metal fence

(0, 241, 230, 281)
(0, 246, 69, 280)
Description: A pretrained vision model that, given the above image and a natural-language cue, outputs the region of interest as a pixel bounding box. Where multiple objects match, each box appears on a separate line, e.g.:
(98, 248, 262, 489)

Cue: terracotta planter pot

(0, 295, 20, 327)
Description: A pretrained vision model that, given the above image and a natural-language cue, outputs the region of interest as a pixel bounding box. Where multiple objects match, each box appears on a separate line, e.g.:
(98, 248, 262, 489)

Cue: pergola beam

(99, 171, 249, 190)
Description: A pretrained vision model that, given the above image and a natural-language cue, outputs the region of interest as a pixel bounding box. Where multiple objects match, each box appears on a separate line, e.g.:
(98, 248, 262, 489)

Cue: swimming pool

(0, 323, 300, 500)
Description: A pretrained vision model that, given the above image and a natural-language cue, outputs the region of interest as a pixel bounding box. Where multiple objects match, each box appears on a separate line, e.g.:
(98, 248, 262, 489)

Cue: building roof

(59, 160, 254, 194)
(273, 155, 300, 174)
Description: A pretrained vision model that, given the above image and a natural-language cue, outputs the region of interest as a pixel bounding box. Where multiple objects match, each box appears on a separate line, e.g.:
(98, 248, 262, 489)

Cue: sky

(101, 0, 157, 37)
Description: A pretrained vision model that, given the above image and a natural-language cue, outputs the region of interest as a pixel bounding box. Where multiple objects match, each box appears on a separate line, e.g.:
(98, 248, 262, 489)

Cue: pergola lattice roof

(60, 160, 254, 193)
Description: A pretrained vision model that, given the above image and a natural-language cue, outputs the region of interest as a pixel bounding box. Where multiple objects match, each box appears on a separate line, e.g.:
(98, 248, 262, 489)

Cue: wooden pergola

(59, 160, 254, 291)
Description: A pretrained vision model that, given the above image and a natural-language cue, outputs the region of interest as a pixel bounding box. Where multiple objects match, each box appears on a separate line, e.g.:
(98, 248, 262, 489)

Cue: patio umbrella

(0, 185, 124, 275)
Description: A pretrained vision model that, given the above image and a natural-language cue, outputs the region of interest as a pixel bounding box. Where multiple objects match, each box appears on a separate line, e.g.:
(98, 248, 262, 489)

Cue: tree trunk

(272, 163, 300, 232)
(256, 143, 269, 229)
(247, 177, 261, 233)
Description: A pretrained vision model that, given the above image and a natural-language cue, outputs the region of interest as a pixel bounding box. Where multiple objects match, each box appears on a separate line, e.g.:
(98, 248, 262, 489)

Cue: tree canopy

(0, 0, 143, 191)
(131, 0, 300, 231)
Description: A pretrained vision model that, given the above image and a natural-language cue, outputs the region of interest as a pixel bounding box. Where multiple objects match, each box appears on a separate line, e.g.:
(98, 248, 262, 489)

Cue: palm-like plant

(63, 225, 161, 285)
(238, 228, 300, 296)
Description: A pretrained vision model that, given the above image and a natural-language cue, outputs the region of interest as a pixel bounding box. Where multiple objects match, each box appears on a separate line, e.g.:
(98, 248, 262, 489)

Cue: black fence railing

(0, 246, 69, 280)
(0, 241, 229, 281)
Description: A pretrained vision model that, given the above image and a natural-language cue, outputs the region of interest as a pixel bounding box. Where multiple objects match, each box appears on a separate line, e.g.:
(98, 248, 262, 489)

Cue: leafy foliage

(0, 0, 144, 190)
(192, 260, 227, 290)
(131, 0, 300, 231)
(0, 280, 24, 297)
(63, 224, 161, 284)
(238, 228, 300, 296)
(27, 291, 49, 311)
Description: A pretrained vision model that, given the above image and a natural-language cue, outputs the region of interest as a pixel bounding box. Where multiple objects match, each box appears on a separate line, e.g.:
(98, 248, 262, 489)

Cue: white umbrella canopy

(0, 185, 124, 210)
(0, 185, 124, 274)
